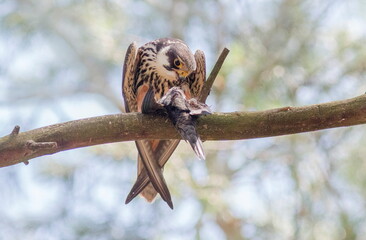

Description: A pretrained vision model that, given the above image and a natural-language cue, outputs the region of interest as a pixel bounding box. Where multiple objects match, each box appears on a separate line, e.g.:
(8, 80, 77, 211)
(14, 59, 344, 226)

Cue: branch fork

(0, 49, 365, 168)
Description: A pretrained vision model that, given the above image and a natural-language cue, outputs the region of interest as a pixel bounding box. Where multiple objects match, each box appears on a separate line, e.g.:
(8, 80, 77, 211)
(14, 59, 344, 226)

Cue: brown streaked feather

(135, 84, 173, 207)
(122, 42, 138, 112)
(135, 84, 159, 202)
(125, 139, 180, 204)
(136, 155, 158, 202)
(134, 82, 174, 207)
(189, 50, 206, 98)
(135, 140, 173, 209)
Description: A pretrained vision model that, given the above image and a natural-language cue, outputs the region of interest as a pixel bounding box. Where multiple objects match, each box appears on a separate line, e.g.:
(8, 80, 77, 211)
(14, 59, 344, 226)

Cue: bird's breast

(153, 77, 178, 100)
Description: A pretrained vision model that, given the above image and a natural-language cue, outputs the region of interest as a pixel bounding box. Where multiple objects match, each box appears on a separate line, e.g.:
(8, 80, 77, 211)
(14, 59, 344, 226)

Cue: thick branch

(1, 94, 365, 168)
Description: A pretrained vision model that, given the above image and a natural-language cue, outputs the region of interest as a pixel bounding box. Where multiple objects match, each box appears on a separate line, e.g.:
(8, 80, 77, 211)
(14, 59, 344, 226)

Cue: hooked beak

(177, 64, 196, 78)
(177, 70, 190, 78)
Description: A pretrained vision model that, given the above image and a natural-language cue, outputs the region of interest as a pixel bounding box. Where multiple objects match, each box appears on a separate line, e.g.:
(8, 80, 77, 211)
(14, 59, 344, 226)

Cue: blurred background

(1, 0, 366, 239)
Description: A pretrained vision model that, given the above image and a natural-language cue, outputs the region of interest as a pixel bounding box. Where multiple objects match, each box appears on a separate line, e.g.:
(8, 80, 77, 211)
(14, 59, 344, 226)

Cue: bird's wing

(125, 139, 180, 205)
(135, 140, 174, 209)
(126, 86, 180, 207)
(134, 82, 174, 208)
(189, 50, 206, 98)
(122, 42, 139, 112)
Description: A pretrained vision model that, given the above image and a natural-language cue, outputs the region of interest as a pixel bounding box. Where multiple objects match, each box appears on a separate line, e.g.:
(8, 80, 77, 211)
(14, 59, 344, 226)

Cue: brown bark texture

(1, 93, 365, 168)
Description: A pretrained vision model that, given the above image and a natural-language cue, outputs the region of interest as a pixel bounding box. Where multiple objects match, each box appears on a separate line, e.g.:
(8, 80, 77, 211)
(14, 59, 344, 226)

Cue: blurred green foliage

(1, 0, 366, 239)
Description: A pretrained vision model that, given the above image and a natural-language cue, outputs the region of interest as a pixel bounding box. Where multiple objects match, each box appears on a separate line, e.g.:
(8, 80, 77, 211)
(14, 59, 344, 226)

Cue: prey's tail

(189, 137, 205, 160)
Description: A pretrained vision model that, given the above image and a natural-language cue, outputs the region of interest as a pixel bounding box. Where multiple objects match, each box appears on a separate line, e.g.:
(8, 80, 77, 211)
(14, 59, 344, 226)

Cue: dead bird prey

(158, 87, 211, 160)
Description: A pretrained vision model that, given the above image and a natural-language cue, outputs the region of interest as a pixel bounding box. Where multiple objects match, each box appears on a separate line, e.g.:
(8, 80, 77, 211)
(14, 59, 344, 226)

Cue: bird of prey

(122, 38, 206, 208)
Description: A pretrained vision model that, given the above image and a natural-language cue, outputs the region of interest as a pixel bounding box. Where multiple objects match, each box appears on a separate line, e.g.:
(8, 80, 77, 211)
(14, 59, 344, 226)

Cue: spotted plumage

(122, 38, 206, 209)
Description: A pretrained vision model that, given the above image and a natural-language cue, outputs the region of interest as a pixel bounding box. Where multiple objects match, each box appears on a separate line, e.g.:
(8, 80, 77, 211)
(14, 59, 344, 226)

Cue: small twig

(10, 125, 20, 136)
(26, 140, 58, 151)
(199, 48, 230, 103)
(23, 140, 57, 165)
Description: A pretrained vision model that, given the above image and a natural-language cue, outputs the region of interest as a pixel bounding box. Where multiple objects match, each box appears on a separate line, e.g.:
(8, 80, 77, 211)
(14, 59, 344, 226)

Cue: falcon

(122, 38, 206, 209)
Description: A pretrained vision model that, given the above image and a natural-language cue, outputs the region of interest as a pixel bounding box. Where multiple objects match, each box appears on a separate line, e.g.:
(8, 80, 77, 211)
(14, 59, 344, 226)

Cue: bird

(158, 86, 211, 161)
(122, 38, 206, 208)
(124, 86, 211, 204)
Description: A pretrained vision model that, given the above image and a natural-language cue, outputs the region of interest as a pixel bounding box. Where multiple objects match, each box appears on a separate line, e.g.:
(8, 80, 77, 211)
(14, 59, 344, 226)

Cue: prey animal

(159, 87, 211, 160)
(122, 38, 206, 208)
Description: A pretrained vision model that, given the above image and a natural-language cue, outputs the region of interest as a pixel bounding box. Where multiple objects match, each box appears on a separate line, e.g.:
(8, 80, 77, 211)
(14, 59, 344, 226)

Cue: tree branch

(1, 94, 365, 168)
(199, 47, 230, 103)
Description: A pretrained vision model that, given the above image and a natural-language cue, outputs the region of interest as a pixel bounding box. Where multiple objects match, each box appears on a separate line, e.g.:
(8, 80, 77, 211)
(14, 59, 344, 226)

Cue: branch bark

(1, 94, 365, 168)
(199, 48, 230, 103)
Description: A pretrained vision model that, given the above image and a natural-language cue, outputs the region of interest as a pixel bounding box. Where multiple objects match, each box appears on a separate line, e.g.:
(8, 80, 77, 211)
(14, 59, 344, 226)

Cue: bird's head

(155, 39, 196, 81)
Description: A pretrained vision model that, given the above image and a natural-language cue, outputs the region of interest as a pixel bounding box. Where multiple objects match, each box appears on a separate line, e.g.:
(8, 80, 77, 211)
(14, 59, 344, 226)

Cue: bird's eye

(174, 58, 181, 68)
